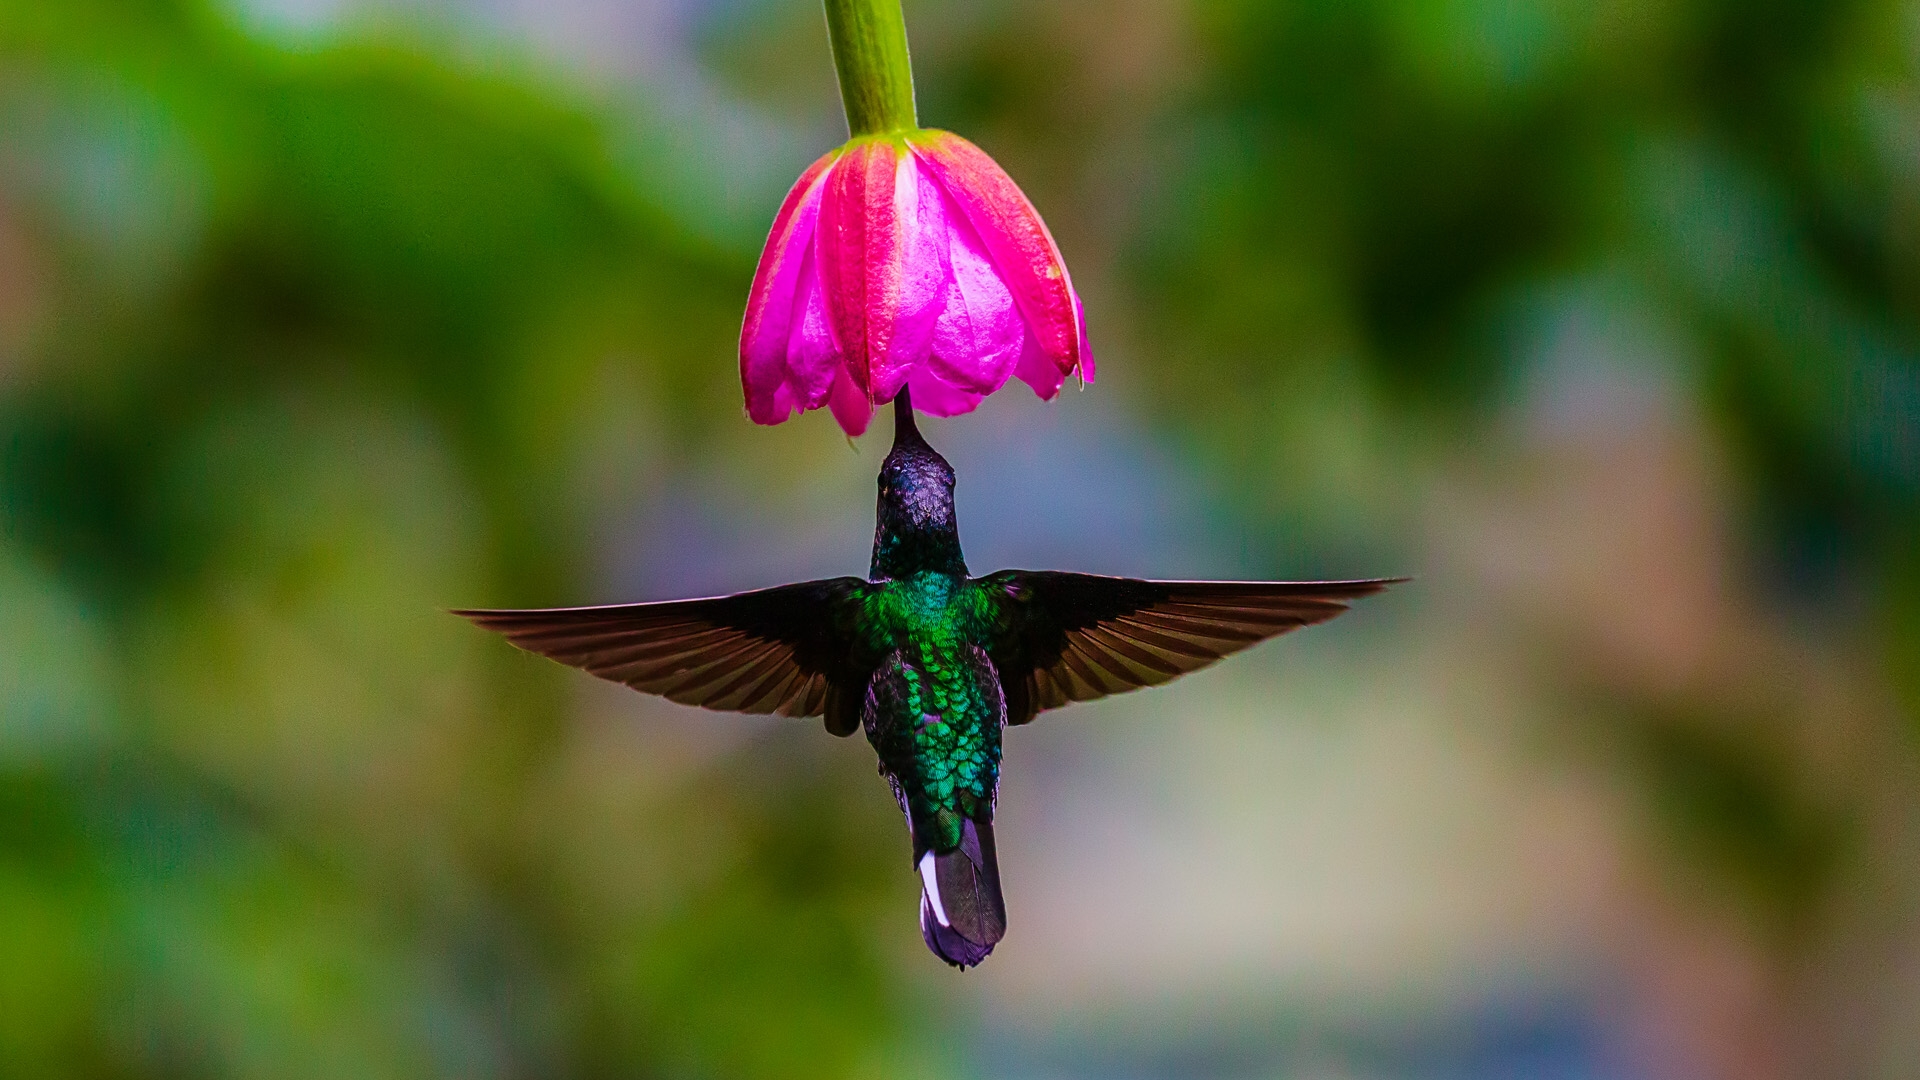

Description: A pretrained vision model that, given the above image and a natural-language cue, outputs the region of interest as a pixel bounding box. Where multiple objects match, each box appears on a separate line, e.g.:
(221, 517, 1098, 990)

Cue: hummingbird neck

(872, 389, 967, 581)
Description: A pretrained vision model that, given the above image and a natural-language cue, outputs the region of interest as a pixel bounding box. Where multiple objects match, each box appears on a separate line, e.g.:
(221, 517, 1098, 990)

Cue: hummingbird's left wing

(454, 577, 876, 735)
(981, 572, 1400, 725)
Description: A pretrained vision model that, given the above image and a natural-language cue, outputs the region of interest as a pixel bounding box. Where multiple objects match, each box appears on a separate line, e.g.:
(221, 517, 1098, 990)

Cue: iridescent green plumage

(456, 392, 1398, 969)
(858, 572, 1005, 850)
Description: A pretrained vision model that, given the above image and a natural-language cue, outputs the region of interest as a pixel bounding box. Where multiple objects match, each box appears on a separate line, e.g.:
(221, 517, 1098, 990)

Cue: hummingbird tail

(916, 817, 1006, 969)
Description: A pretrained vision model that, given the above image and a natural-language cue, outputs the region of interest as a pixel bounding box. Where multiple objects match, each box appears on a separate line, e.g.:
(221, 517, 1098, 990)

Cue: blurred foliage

(0, 3, 903, 1077)
(1120, 0, 1920, 557)
(1613, 695, 1850, 944)
(1110, 0, 1920, 990)
(2, 0, 1919, 1076)
(1128, 0, 1920, 945)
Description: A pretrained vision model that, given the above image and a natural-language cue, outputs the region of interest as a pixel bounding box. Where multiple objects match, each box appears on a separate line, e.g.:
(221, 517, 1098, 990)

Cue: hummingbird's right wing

(981, 572, 1400, 725)
(453, 577, 877, 735)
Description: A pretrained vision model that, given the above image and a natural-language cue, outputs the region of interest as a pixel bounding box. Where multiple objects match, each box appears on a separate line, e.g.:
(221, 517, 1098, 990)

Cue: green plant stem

(822, 0, 918, 136)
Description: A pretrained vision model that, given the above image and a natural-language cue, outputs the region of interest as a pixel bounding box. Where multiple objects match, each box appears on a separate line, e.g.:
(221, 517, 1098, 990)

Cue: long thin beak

(892, 387, 921, 448)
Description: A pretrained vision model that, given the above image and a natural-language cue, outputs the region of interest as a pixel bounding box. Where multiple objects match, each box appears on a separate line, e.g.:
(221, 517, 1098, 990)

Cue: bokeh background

(4, 0, 1919, 1076)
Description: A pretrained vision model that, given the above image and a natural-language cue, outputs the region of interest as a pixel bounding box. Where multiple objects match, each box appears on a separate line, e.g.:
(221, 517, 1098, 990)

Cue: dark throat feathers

(871, 390, 967, 582)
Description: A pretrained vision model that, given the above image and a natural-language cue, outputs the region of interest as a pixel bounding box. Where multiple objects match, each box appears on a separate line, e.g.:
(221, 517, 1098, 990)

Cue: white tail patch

(917, 850, 950, 927)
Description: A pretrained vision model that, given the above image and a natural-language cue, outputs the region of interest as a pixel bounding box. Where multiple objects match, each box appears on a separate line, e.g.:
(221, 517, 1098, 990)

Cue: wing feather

(743, 667, 802, 714)
(787, 673, 830, 719)
(679, 637, 787, 699)
(984, 572, 1400, 724)
(453, 577, 873, 731)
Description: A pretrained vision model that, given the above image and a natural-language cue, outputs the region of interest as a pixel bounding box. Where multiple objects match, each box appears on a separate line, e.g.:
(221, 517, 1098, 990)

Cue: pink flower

(739, 131, 1094, 436)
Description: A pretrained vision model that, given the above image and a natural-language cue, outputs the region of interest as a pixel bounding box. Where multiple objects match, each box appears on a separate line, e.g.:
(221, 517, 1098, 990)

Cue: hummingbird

(455, 393, 1396, 968)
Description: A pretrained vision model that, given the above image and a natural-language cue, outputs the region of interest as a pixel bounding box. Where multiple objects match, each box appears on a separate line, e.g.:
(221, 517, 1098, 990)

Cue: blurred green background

(2, 0, 1918, 1077)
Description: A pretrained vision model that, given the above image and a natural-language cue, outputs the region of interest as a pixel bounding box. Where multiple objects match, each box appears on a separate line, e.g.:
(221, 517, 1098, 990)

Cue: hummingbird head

(872, 392, 966, 580)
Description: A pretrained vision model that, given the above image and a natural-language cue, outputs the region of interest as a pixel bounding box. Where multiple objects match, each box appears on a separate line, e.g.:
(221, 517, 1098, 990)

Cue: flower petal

(817, 140, 891, 397)
(1073, 290, 1096, 383)
(869, 146, 946, 402)
(909, 130, 1083, 383)
(743, 132, 1091, 433)
(783, 240, 842, 410)
(740, 149, 837, 423)
(817, 139, 945, 404)
(906, 366, 986, 417)
(1012, 325, 1066, 399)
(926, 172, 1023, 396)
(827, 358, 874, 436)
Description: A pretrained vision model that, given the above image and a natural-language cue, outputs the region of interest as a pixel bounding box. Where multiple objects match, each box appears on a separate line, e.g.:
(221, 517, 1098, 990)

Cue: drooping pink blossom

(740, 130, 1094, 436)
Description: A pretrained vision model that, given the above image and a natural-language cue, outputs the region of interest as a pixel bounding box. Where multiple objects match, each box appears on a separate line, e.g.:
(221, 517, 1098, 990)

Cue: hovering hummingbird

(456, 394, 1396, 968)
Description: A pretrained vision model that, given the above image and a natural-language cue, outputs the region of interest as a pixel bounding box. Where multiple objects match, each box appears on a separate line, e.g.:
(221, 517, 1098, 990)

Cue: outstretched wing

(454, 577, 875, 734)
(982, 572, 1400, 725)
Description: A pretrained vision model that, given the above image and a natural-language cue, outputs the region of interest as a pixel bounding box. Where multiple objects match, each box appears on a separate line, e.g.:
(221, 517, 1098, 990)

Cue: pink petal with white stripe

(816, 140, 895, 397)
(865, 147, 947, 402)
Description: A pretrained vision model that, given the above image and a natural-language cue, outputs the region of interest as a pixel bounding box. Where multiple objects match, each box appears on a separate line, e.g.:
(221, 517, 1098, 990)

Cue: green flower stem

(822, 0, 918, 136)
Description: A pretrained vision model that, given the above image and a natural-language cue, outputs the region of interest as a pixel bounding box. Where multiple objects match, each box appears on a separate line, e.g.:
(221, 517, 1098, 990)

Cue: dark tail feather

(916, 817, 1006, 969)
